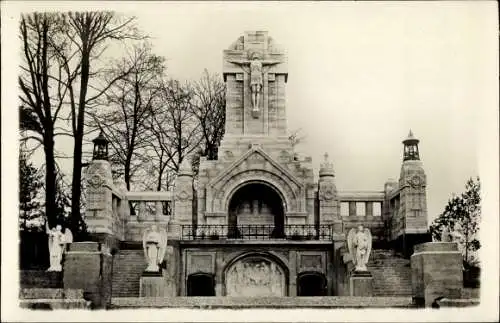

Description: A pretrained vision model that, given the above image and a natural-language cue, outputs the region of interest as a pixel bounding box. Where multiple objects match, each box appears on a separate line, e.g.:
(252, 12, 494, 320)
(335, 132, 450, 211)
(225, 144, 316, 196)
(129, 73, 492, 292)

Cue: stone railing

(180, 224, 334, 241)
(126, 191, 173, 222)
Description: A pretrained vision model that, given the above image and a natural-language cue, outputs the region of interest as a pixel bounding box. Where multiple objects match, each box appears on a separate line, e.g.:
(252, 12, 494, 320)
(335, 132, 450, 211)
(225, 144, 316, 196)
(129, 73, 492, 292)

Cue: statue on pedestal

(347, 225, 372, 272)
(142, 225, 168, 272)
(46, 223, 73, 272)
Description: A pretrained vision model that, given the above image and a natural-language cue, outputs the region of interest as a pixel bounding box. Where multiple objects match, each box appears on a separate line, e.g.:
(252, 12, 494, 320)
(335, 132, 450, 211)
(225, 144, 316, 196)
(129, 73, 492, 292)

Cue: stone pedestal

(349, 271, 373, 296)
(63, 242, 113, 309)
(140, 271, 165, 297)
(411, 242, 463, 307)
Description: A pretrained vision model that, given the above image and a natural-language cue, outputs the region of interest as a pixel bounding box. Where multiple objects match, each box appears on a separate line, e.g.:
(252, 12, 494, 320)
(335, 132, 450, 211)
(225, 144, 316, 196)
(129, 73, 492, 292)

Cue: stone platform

(110, 296, 416, 309)
(19, 288, 91, 310)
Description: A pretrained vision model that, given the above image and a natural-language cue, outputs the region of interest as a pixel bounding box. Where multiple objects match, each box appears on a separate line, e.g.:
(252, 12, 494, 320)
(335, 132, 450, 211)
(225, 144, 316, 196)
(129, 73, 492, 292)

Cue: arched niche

(297, 272, 327, 296)
(227, 181, 285, 239)
(187, 273, 215, 296)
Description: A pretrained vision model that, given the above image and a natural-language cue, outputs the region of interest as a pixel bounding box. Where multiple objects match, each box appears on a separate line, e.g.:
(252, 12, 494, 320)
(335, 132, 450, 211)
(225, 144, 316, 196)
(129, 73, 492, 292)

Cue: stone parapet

(411, 242, 463, 307)
(63, 241, 113, 309)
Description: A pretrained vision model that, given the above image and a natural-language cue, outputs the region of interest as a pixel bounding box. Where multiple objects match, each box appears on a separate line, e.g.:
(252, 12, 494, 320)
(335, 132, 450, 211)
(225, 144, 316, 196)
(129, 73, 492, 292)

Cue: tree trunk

(44, 130, 57, 228)
(70, 50, 90, 235)
(156, 164, 164, 191)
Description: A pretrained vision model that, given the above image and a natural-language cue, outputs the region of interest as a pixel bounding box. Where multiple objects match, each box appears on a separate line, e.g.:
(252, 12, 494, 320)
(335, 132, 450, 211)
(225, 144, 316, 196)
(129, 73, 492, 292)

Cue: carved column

(318, 153, 340, 232)
(155, 201, 163, 221)
(171, 158, 193, 239)
(137, 201, 146, 222)
(349, 202, 356, 217)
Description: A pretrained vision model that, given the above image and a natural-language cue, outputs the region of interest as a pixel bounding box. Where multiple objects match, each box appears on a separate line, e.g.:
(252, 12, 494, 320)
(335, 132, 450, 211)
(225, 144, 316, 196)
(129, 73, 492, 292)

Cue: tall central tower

(219, 31, 290, 156)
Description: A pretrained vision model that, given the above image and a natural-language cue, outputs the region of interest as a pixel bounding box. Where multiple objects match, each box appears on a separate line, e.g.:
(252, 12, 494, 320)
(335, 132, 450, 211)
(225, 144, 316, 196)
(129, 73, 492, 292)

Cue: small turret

(92, 131, 109, 161)
(402, 130, 420, 161)
(319, 153, 335, 178)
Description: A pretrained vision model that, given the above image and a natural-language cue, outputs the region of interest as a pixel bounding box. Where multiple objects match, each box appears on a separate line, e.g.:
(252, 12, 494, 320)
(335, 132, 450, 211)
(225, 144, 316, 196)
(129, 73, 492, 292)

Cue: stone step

(110, 296, 416, 309)
(19, 298, 91, 310)
(20, 270, 62, 288)
(19, 288, 84, 300)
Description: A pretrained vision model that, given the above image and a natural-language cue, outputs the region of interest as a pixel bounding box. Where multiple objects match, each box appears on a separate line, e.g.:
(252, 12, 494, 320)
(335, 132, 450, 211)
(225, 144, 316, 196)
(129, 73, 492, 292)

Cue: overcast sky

(4, 1, 498, 223)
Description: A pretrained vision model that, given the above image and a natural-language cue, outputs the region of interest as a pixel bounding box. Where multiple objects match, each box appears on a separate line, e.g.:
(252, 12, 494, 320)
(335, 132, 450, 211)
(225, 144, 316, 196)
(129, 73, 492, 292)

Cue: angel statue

(347, 225, 372, 272)
(227, 52, 281, 115)
(142, 224, 168, 272)
(46, 223, 73, 272)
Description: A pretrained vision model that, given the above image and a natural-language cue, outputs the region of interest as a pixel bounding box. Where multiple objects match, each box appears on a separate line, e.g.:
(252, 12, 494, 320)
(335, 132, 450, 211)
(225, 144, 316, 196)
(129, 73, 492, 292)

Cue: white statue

(347, 225, 372, 272)
(142, 224, 167, 272)
(46, 223, 73, 272)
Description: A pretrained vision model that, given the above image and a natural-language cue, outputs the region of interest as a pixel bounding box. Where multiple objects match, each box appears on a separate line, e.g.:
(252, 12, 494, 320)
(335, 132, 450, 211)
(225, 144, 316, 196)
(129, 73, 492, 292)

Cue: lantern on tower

(402, 130, 420, 161)
(92, 131, 109, 160)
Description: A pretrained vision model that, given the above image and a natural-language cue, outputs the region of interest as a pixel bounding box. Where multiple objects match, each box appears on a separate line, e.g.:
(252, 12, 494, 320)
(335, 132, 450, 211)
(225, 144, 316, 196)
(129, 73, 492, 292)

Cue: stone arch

(211, 169, 300, 213)
(222, 251, 289, 297)
(297, 271, 327, 296)
(187, 273, 215, 296)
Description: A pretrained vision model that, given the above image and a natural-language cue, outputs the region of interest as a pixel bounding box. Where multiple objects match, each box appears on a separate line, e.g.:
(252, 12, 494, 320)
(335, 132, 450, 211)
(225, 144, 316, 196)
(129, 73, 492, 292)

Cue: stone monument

(347, 225, 373, 296)
(67, 31, 445, 306)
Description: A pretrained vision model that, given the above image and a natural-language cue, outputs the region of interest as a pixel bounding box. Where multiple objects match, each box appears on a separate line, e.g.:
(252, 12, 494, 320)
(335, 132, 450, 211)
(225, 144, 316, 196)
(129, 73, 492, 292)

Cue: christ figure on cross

(227, 52, 281, 116)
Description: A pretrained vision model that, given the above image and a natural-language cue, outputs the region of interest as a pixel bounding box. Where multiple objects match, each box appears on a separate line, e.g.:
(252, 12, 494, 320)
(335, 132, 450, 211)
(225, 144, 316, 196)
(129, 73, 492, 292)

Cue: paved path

(111, 296, 416, 309)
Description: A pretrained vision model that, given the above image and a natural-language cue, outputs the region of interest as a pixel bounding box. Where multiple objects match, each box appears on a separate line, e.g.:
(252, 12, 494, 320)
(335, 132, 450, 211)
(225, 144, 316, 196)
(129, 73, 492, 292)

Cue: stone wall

(180, 243, 334, 297)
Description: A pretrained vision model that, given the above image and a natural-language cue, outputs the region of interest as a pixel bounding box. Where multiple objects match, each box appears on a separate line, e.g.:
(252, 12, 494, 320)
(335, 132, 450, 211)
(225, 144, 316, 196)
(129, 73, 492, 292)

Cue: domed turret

(319, 153, 335, 178)
(402, 130, 420, 161)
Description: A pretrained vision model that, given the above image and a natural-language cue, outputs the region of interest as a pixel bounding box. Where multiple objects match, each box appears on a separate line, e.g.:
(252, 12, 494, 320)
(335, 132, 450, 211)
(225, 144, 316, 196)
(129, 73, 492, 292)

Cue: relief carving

(87, 174, 105, 189)
(176, 190, 190, 201)
(225, 258, 285, 297)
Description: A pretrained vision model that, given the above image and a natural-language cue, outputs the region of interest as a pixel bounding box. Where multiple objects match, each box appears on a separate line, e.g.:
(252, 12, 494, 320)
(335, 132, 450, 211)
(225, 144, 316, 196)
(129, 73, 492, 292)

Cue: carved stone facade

(82, 31, 431, 299)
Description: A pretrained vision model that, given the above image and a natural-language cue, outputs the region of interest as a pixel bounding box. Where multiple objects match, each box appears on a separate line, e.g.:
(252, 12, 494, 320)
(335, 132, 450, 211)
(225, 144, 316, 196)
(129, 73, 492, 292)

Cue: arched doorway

(187, 273, 215, 296)
(228, 182, 285, 239)
(225, 255, 287, 297)
(297, 272, 327, 296)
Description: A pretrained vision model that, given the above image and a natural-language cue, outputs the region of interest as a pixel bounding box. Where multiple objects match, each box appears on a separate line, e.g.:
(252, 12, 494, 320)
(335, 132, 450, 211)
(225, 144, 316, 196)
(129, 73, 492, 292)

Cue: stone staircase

(19, 288, 91, 310)
(368, 249, 412, 297)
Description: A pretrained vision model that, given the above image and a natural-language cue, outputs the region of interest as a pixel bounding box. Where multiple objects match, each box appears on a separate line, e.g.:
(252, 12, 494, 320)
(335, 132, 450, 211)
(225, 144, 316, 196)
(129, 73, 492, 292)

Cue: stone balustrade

(126, 191, 173, 222)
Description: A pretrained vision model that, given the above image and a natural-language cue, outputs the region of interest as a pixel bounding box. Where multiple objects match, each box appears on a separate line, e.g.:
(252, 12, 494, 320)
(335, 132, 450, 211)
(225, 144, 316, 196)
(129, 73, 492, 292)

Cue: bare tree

(19, 13, 68, 228)
(52, 11, 144, 233)
(191, 69, 226, 161)
(88, 42, 165, 191)
(147, 79, 202, 189)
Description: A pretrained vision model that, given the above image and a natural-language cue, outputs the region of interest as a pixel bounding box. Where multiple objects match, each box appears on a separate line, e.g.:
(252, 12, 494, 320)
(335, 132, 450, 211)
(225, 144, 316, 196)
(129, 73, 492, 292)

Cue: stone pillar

(163, 245, 178, 296)
(140, 272, 165, 297)
(155, 201, 163, 221)
(137, 201, 146, 222)
(84, 160, 114, 235)
(366, 202, 373, 216)
(63, 242, 113, 309)
(288, 251, 297, 296)
(349, 201, 356, 217)
(318, 153, 339, 232)
(215, 252, 224, 296)
(349, 271, 374, 296)
(171, 158, 194, 239)
(411, 242, 463, 307)
(84, 159, 124, 251)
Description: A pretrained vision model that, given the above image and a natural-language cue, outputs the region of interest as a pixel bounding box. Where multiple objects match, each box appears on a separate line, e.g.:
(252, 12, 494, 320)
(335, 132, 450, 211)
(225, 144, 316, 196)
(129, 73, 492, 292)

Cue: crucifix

(227, 52, 281, 118)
